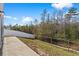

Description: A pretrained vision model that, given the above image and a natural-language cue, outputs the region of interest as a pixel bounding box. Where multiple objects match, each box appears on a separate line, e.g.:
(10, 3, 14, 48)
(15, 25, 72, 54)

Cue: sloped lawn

(19, 37, 79, 56)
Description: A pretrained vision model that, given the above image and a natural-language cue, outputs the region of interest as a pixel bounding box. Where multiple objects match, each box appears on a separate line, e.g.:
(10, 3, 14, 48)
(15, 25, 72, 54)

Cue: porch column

(0, 3, 3, 55)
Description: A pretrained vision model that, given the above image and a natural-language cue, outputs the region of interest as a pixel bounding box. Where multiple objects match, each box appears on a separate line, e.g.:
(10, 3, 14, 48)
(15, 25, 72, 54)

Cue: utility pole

(0, 3, 4, 55)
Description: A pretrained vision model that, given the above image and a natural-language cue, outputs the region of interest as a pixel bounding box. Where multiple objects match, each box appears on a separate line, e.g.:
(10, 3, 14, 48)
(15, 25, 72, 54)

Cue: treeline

(5, 7, 79, 44)
(4, 24, 34, 34)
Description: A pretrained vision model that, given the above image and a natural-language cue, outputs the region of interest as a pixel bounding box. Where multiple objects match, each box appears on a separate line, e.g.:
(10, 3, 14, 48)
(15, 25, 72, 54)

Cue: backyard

(3, 3, 79, 56)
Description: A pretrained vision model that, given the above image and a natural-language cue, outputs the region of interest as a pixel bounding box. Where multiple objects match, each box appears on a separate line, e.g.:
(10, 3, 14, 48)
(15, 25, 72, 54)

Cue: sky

(4, 3, 79, 25)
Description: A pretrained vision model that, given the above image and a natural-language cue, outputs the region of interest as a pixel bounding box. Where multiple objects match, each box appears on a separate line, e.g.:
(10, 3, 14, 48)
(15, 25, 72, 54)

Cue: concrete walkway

(3, 37, 39, 56)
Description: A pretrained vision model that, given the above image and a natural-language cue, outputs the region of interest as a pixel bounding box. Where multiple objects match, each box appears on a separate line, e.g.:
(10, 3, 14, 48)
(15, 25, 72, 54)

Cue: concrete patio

(3, 37, 39, 56)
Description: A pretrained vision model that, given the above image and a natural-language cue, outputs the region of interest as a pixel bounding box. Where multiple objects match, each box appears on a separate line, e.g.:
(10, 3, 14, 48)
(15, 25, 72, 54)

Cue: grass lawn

(19, 37, 79, 56)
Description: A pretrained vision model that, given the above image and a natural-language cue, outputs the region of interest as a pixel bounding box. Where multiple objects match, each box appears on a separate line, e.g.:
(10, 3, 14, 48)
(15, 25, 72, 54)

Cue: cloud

(4, 15, 18, 20)
(51, 3, 73, 9)
(13, 17, 17, 20)
(4, 16, 34, 25)
(4, 15, 12, 19)
(22, 16, 34, 24)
